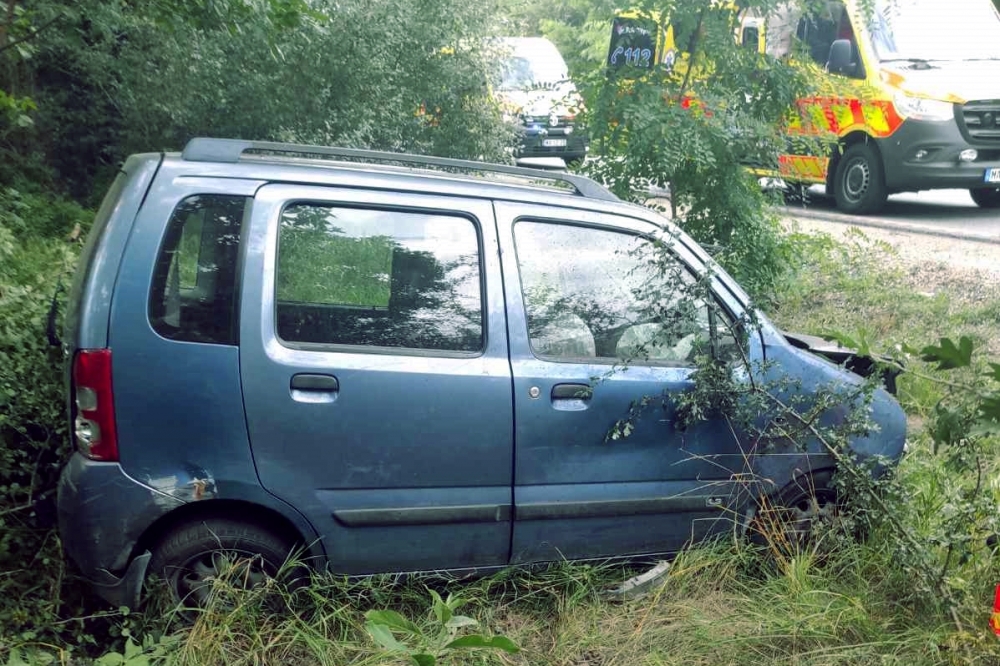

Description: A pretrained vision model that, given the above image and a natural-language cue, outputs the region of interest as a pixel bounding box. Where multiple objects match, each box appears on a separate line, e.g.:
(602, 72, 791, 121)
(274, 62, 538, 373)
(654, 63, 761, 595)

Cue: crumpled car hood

(782, 330, 901, 395)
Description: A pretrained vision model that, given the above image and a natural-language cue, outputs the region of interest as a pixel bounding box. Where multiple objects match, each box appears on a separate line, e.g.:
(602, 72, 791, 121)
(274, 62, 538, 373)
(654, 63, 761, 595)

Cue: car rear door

(240, 184, 513, 574)
(495, 201, 755, 563)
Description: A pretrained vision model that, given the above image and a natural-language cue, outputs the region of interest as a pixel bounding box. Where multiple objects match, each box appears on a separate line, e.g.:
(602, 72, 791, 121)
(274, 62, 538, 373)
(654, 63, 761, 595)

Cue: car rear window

(148, 195, 247, 345)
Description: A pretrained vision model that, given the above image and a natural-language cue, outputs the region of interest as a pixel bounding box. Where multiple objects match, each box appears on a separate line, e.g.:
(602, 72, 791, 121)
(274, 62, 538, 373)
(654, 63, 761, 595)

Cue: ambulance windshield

(871, 0, 1000, 62)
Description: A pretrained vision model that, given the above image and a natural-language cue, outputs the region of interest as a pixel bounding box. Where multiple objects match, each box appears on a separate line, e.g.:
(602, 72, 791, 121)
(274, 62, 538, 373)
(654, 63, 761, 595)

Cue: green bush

(0, 186, 92, 241)
(5, 0, 517, 200)
(0, 189, 83, 505)
(0, 189, 98, 649)
(574, 0, 814, 302)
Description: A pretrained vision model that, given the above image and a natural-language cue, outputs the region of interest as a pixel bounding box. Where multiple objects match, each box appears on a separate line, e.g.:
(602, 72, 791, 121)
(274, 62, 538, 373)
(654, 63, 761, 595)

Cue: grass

(773, 225, 1000, 416)
(5, 225, 1000, 665)
(45, 539, 991, 665)
(276, 227, 394, 307)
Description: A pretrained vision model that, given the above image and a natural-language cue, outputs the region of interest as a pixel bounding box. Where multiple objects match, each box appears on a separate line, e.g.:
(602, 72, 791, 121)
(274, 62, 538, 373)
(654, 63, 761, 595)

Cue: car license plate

(986, 167, 1000, 184)
(542, 138, 567, 147)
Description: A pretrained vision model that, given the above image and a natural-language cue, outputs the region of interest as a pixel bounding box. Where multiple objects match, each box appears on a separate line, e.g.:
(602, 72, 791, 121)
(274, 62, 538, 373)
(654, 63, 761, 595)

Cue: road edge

(780, 205, 1000, 246)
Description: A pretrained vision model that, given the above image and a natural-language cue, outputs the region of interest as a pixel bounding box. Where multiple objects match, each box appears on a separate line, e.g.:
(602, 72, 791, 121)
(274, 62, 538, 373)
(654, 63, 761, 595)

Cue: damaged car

(58, 138, 906, 610)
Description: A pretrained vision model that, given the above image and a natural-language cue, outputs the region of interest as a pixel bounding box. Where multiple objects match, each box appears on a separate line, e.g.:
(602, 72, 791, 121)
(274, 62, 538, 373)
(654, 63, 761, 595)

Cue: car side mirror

(827, 39, 858, 77)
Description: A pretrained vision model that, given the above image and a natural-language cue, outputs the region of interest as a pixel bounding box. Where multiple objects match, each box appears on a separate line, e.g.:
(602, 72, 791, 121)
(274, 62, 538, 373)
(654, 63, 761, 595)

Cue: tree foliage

(1, 0, 515, 199)
(497, 0, 618, 77)
(498, 0, 815, 298)
(573, 0, 813, 300)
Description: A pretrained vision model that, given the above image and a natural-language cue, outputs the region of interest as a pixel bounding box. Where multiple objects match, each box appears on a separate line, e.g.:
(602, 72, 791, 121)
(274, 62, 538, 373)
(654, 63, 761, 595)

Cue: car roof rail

(181, 137, 619, 202)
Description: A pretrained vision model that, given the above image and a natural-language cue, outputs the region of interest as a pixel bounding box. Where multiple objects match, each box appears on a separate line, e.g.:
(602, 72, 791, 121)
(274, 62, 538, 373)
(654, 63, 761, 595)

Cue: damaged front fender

(782, 330, 902, 395)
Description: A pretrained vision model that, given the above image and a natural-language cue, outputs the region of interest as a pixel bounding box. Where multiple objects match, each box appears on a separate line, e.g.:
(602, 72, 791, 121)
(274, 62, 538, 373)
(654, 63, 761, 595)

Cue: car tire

(751, 471, 840, 551)
(148, 518, 300, 610)
(970, 186, 1000, 209)
(833, 142, 887, 215)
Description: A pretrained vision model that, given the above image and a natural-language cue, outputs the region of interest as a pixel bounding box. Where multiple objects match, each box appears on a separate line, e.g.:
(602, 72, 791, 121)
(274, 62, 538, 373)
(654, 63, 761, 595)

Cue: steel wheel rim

(781, 492, 838, 545)
(842, 157, 871, 203)
(169, 549, 274, 607)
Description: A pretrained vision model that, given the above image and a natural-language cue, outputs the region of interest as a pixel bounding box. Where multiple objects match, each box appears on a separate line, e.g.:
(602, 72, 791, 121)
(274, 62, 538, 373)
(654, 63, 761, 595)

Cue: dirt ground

(785, 216, 1000, 306)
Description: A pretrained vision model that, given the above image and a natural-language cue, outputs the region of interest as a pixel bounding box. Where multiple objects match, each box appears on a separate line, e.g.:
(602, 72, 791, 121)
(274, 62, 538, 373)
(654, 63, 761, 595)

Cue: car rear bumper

(57, 453, 182, 606)
(516, 123, 588, 160)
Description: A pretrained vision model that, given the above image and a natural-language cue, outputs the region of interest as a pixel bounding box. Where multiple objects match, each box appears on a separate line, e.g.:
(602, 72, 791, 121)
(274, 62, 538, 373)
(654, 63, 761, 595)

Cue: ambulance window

(796, 15, 837, 66)
(795, 1, 863, 78)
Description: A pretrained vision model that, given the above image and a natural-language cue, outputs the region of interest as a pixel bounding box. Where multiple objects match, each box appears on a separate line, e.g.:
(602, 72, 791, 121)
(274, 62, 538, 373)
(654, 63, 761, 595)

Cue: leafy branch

(0, 13, 62, 56)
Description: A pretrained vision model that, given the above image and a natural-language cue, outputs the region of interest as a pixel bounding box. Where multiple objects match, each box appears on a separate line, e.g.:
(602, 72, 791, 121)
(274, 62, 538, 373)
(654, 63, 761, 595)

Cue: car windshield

(869, 0, 1000, 62)
(498, 43, 569, 90)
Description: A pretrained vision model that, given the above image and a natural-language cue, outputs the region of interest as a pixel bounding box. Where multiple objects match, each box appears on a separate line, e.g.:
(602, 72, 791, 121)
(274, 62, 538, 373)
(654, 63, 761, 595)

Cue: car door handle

(290, 373, 339, 392)
(551, 383, 592, 400)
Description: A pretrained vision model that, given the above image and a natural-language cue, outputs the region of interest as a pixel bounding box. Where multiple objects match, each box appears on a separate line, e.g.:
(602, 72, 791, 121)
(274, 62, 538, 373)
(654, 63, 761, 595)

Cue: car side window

(275, 204, 483, 353)
(513, 220, 732, 365)
(794, 1, 862, 78)
(149, 195, 247, 345)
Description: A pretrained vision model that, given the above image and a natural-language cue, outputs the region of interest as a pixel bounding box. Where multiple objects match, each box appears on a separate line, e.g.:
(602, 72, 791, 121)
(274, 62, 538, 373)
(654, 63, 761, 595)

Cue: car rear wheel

(149, 518, 300, 611)
(833, 142, 887, 215)
(970, 186, 1000, 209)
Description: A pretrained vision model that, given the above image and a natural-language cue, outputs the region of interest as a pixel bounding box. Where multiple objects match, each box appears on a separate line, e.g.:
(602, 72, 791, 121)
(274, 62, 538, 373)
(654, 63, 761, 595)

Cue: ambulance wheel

(970, 187, 1000, 209)
(833, 142, 887, 215)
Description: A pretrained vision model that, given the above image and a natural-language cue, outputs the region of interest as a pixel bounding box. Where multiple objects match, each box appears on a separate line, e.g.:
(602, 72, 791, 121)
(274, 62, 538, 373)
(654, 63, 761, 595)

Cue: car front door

(240, 185, 513, 574)
(495, 202, 756, 563)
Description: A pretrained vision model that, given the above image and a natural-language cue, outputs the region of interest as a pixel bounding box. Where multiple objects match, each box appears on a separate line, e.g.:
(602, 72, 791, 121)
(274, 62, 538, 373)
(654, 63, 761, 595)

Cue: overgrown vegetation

(0, 0, 515, 655)
(0, 187, 95, 644)
(1, 0, 516, 201)
(517, 0, 813, 298)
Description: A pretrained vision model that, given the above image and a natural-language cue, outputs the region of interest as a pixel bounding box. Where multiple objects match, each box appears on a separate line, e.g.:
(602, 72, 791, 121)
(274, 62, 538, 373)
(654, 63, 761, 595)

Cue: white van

(495, 37, 589, 166)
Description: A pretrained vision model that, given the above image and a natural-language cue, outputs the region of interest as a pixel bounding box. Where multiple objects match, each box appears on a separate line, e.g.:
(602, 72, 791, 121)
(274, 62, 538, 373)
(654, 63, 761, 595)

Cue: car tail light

(72, 349, 118, 462)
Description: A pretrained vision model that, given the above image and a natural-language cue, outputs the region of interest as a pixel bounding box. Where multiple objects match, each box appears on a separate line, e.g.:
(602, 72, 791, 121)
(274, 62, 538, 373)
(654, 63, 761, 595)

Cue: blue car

(57, 138, 906, 609)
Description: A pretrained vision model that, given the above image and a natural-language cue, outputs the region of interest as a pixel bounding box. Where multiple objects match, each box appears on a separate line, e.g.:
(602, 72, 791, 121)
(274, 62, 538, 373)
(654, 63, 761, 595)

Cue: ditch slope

(786, 215, 1000, 310)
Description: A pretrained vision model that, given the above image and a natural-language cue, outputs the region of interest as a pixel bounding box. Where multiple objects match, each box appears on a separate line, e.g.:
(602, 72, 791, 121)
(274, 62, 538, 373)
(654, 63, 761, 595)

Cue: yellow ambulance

(609, 0, 1000, 214)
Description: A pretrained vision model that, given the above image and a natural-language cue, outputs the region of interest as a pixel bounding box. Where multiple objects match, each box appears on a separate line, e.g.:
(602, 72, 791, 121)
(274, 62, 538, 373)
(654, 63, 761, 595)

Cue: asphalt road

(780, 186, 1000, 244)
(516, 157, 1000, 244)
